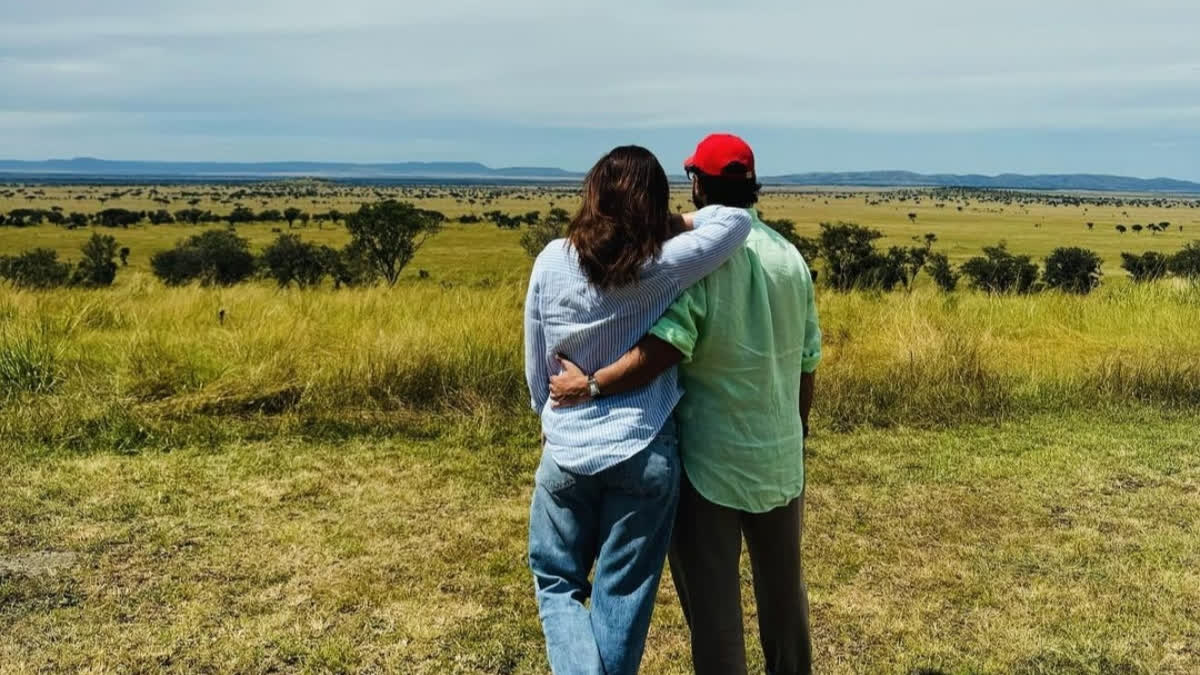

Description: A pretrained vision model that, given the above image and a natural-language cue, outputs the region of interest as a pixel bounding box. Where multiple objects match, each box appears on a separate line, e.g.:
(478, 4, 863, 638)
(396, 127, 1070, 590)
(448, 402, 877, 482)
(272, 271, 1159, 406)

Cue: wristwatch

(587, 375, 602, 399)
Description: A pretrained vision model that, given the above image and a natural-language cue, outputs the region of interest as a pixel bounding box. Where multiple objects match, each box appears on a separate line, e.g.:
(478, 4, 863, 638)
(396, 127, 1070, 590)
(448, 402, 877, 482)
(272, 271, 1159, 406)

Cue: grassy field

(3, 183, 1200, 673)
(4, 412, 1198, 673)
(3, 183, 1200, 278)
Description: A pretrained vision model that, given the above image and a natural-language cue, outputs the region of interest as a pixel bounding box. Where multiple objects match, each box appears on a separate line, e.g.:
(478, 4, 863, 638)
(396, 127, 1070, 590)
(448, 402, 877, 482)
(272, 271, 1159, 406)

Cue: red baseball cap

(684, 133, 755, 179)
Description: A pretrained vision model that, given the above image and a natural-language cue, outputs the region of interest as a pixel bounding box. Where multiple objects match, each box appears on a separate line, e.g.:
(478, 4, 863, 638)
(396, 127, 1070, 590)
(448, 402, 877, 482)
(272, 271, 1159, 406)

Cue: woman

(524, 145, 751, 673)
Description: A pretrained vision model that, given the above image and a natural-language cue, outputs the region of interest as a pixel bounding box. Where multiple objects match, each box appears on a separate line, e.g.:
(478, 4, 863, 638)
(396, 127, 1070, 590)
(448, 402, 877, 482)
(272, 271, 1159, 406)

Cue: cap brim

(683, 155, 696, 172)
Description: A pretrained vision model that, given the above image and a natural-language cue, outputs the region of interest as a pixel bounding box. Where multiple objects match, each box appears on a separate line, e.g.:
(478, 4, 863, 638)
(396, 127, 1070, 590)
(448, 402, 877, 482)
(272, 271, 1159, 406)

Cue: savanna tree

(345, 200, 444, 285)
(147, 209, 174, 225)
(173, 208, 208, 225)
(226, 206, 257, 226)
(261, 234, 327, 288)
(73, 232, 120, 287)
(96, 208, 141, 228)
(1042, 247, 1102, 294)
(924, 252, 959, 292)
(150, 229, 256, 286)
(960, 242, 1039, 294)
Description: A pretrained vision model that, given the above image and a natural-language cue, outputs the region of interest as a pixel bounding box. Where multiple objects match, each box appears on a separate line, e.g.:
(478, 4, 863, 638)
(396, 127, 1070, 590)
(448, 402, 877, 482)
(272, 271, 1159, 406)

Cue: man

(549, 133, 822, 674)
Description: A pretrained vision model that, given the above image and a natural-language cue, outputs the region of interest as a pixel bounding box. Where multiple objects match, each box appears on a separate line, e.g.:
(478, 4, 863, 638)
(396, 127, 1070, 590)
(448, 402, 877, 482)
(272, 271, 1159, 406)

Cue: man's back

(650, 208, 822, 513)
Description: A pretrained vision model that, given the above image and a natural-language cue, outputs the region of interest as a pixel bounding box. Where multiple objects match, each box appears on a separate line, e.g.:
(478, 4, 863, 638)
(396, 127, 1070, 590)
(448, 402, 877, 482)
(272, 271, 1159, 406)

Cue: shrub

(0, 249, 72, 289)
(519, 208, 570, 259)
(793, 236, 820, 265)
(227, 206, 257, 225)
(925, 252, 959, 291)
(149, 247, 205, 286)
(817, 222, 890, 291)
(73, 232, 120, 287)
(95, 208, 142, 228)
(1168, 242, 1200, 280)
(147, 209, 175, 225)
(150, 230, 256, 286)
(261, 234, 326, 288)
(1120, 251, 1169, 283)
(7, 209, 46, 226)
(813, 222, 935, 291)
(484, 210, 523, 229)
(322, 243, 378, 288)
(174, 208, 208, 225)
(960, 242, 1039, 294)
(1043, 247, 1102, 294)
(345, 201, 444, 285)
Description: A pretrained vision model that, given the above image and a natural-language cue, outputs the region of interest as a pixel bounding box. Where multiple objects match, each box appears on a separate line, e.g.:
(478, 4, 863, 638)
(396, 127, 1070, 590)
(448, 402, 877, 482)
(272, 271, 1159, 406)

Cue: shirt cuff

(649, 320, 697, 364)
(801, 350, 822, 373)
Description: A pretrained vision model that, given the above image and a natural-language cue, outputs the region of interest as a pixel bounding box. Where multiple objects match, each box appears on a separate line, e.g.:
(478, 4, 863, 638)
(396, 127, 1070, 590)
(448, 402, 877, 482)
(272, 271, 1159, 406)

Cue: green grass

(1, 277, 1198, 454)
(3, 184, 1200, 673)
(2, 411, 1197, 673)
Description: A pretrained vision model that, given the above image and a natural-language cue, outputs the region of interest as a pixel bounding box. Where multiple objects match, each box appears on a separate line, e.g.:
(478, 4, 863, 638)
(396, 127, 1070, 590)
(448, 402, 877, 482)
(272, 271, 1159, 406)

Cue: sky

(2, 0, 1199, 179)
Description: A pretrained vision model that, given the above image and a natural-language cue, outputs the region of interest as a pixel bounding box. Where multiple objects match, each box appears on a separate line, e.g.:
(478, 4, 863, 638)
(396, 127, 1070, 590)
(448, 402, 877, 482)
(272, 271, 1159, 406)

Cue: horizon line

(2, 157, 1199, 185)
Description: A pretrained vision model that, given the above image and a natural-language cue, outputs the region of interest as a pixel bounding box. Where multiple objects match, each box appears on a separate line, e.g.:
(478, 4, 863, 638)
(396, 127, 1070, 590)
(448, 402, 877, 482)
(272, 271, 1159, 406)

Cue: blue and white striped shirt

(523, 205, 752, 475)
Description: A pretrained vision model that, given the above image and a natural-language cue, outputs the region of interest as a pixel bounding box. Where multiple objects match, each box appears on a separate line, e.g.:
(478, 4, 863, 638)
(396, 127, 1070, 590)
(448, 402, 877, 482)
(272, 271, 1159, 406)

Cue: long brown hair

(568, 145, 682, 289)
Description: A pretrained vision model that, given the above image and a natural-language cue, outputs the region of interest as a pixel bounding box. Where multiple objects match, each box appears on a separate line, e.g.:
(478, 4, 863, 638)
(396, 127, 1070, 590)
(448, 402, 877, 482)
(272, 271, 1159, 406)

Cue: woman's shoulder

(532, 239, 578, 275)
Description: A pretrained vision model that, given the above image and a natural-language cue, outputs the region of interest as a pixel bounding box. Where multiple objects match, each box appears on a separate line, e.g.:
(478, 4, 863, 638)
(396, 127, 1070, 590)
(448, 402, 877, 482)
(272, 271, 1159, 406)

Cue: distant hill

(1, 158, 1198, 193)
(0, 158, 575, 180)
(768, 170, 1200, 193)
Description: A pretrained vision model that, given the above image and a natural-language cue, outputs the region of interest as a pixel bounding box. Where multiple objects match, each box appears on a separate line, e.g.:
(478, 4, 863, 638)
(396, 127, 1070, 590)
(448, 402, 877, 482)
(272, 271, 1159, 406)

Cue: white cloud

(0, 0, 1198, 172)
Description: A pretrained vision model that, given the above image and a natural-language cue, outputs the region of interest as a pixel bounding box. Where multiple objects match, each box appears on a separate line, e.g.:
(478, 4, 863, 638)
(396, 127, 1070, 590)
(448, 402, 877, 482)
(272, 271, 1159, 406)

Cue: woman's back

(524, 204, 751, 475)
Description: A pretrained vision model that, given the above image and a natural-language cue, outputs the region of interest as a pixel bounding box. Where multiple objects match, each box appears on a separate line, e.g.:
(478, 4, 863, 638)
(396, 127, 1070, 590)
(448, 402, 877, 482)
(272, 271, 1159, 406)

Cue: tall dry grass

(1, 272, 1198, 453)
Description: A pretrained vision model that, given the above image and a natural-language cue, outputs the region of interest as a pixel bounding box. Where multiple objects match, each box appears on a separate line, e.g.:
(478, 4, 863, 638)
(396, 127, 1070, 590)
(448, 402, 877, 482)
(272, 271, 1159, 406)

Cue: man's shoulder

(746, 225, 810, 270)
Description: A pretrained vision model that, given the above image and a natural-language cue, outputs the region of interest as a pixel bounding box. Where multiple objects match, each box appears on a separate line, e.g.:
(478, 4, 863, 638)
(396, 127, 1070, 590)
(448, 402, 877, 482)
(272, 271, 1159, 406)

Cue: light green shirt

(650, 208, 822, 513)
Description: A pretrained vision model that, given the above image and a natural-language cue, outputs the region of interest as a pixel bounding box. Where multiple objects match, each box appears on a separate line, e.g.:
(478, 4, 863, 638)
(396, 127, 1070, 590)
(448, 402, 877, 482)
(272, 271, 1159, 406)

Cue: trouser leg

(668, 472, 748, 675)
(742, 494, 811, 675)
(528, 449, 604, 674)
(589, 429, 681, 675)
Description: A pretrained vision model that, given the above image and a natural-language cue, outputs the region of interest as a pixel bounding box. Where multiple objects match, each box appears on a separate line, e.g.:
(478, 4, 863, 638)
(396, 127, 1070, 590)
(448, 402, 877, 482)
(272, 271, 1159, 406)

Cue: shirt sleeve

(524, 261, 550, 412)
(658, 205, 751, 289)
(800, 257, 822, 373)
(649, 281, 708, 364)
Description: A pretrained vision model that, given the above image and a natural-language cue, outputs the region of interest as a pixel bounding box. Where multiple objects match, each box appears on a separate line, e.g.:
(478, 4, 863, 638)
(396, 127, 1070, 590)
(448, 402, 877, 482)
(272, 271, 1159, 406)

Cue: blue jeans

(528, 422, 681, 675)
